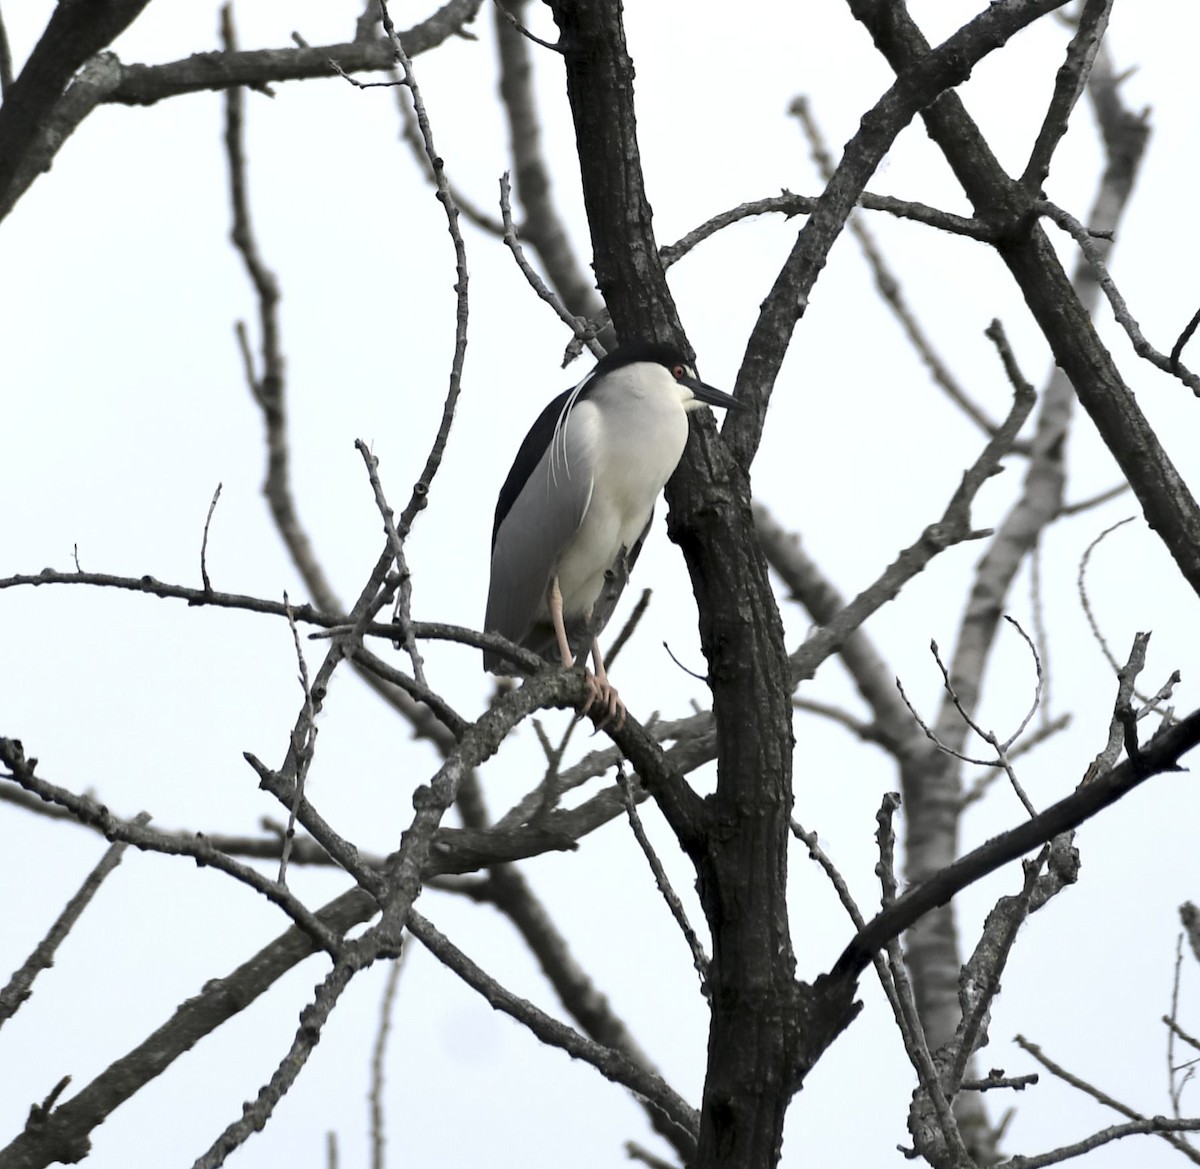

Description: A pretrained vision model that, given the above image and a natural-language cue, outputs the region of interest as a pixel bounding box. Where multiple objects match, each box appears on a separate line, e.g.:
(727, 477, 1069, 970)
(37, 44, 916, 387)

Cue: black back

(491, 385, 578, 550)
(490, 342, 690, 549)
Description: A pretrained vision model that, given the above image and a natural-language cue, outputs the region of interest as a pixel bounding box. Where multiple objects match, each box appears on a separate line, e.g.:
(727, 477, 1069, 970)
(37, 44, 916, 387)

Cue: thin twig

(453, 771, 697, 1164)
(896, 632, 1039, 818)
(1137, 669, 1181, 723)
(291, 30, 399, 90)
(22, 1077, 73, 1139)
(0, 787, 363, 867)
(350, 646, 467, 737)
(1015, 1035, 1200, 1164)
(789, 817, 907, 1041)
(370, 953, 407, 1169)
(1039, 199, 1200, 394)
(1166, 1015, 1200, 1056)
(0, 564, 548, 673)
(380, 0, 471, 540)
(791, 95, 1004, 441)
(959, 713, 1071, 809)
(393, 75, 502, 233)
(490, 0, 561, 52)
(1029, 538, 1052, 727)
(494, 0, 601, 322)
(222, 6, 340, 609)
(1057, 482, 1130, 517)
(355, 440, 427, 687)
(214, 0, 548, 756)
(236, 544, 407, 901)
(999, 1118, 1200, 1169)
(961, 1072, 1039, 1092)
(875, 795, 969, 1161)
(279, 593, 318, 884)
(0, 739, 344, 954)
(999, 616, 1045, 751)
(754, 504, 913, 757)
(1077, 516, 1136, 675)
(660, 640, 705, 683)
(528, 713, 577, 821)
(661, 190, 994, 273)
(200, 482, 222, 592)
(1171, 305, 1200, 374)
(530, 718, 556, 763)
(407, 909, 700, 1145)
(245, 751, 383, 900)
(1168, 935, 1196, 1120)
(499, 171, 601, 353)
(985, 318, 1037, 400)
(605, 588, 652, 666)
(792, 359, 1036, 684)
(0, 816, 149, 1028)
(617, 765, 710, 995)
(791, 820, 866, 932)
(624, 1142, 679, 1169)
(792, 697, 890, 747)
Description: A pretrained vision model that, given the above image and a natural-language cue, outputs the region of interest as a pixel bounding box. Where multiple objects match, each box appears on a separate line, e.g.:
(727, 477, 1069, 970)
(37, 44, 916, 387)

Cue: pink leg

(589, 637, 625, 731)
(548, 576, 575, 669)
(546, 579, 624, 730)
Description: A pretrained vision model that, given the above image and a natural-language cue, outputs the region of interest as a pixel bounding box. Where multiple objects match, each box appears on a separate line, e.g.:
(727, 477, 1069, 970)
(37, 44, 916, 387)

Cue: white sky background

(2, 1, 1200, 1166)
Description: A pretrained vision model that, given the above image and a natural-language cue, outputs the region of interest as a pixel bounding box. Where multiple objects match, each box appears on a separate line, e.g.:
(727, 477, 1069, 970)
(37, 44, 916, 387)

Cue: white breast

(554, 366, 691, 618)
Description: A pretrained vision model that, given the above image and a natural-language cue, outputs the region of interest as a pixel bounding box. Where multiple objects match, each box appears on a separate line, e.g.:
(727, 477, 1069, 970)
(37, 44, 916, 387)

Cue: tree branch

(0, 0, 153, 216)
(1020, 0, 1113, 190)
(112, 0, 481, 106)
(828, 703, 1200, 983)
(846, 0, 1200, 600)
(0, 819, 146, 1028)
(0, 0, 480, 225)
(1015, 1035, 1200, 1164)
(408, 910, 700, 1152)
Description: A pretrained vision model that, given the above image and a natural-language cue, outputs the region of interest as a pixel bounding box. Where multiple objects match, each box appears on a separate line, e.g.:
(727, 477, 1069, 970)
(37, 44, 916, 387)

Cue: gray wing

(484, 404, 597, 673)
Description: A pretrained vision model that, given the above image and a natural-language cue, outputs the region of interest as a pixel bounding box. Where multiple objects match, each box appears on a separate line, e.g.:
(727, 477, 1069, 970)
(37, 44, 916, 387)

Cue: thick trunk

(545, 4, 799, 1165)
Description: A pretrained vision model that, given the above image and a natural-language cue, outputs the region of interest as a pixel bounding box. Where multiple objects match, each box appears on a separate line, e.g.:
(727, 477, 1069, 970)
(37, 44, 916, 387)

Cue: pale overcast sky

(3, 3, 1200, 1166)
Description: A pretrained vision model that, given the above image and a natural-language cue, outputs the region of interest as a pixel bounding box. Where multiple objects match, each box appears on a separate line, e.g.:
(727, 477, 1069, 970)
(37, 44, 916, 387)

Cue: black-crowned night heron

(484, 340, 740, 727)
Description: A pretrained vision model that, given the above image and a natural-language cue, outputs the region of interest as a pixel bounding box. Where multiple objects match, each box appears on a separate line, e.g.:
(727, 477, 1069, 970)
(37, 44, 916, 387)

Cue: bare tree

(3, 2, 1200, 1168)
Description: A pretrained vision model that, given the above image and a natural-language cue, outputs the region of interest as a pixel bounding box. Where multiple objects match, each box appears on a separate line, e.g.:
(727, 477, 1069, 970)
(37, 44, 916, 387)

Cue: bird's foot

(579, 669, 625, 732)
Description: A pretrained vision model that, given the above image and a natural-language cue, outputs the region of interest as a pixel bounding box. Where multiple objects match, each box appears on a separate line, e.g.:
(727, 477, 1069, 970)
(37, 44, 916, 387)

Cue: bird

(483, 340, 741, 728)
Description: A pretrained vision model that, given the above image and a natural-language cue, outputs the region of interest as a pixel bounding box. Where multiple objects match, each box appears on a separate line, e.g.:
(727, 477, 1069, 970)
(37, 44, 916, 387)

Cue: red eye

(671, 364, 686, 380)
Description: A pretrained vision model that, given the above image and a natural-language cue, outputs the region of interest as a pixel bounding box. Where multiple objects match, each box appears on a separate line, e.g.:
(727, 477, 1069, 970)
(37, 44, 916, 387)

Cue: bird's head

(590, 341, 742, 413)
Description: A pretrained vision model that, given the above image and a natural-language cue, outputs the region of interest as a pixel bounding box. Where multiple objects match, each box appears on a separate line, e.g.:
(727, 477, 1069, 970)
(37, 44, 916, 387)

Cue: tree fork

(545, 2, 799, 1166)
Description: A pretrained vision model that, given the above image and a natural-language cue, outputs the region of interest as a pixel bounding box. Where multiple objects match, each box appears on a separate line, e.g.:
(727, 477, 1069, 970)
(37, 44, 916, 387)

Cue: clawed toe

(564, 636, 625, 732)
(577, 670, 625, 731)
